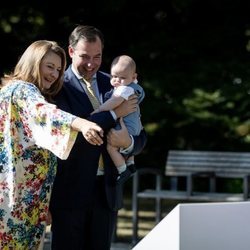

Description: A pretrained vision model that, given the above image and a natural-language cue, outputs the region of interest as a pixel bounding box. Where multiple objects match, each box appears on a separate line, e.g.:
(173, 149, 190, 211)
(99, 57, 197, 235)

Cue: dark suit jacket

(49, 66, 147, 211)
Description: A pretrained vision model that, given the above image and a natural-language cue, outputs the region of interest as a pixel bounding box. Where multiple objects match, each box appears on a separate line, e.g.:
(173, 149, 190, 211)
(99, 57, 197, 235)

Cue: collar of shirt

(71, 65, 97, 82)
(70, 65, 117, 121)
(71, 65, 99, 98)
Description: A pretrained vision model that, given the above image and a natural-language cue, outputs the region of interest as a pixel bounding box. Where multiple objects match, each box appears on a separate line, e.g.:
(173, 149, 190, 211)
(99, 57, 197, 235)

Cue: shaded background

(1, 0, 250, 179)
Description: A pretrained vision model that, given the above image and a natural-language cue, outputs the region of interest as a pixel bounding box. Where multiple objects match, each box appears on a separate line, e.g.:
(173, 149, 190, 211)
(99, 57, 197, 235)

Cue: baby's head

(110, 55, 137, 87)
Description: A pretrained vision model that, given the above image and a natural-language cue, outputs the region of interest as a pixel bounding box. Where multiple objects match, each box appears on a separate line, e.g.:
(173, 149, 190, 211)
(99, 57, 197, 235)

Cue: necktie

(81, 78, 104, 172)
(82, 78, 100, 109)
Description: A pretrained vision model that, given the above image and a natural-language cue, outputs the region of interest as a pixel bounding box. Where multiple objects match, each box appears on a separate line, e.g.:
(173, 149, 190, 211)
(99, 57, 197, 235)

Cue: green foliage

(1, 0, 250, 192)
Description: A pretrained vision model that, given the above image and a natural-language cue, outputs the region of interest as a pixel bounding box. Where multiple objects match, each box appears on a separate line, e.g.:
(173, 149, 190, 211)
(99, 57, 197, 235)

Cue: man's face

(69, 37, 103, 81)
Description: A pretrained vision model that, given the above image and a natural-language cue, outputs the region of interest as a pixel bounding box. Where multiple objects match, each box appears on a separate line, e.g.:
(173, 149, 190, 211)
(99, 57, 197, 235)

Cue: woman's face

(40, 51, 62, 89)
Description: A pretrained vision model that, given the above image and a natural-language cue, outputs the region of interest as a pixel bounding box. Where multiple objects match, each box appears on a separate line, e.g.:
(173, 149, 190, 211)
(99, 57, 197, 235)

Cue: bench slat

(166, 150, 250, 175)
(131, 150, 250, 244)
(137, 190, 246, 202)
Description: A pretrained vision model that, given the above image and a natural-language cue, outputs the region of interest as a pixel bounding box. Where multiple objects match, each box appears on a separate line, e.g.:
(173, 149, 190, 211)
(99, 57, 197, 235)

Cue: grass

(44, 190, 195, 249)
(115, 194, 179, 244)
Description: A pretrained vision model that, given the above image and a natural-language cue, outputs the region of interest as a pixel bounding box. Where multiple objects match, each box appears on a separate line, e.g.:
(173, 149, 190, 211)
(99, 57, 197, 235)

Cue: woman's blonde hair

(1, 40, 66, 101)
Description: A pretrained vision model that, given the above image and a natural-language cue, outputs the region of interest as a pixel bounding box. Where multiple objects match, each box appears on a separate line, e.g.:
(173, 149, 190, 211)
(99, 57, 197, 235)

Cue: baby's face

(110, 65, 135, 87)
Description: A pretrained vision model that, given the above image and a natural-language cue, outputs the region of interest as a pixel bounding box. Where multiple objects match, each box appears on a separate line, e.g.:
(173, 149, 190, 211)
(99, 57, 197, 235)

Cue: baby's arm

(92, 95, 125, 114)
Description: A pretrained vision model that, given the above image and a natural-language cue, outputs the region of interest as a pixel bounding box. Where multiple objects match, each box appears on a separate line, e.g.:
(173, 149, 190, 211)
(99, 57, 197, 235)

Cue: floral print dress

(0, 81, 77, 249)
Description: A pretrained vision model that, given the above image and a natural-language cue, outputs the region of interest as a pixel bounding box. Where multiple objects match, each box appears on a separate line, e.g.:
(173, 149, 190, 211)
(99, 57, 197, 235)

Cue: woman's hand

(46, 210, 52, 225)
(72, 117, 104, 146)
(80, 119, 104, 145)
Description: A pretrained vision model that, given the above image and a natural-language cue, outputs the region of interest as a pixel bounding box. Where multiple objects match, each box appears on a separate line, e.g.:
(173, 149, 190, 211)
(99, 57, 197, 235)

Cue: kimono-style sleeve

(12, 83, 78, 159)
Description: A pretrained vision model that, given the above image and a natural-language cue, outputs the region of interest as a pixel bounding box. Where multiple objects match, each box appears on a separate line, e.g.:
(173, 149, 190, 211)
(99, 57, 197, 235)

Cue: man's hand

(107, 118, 131, 148)
(113, 94, 138, 118)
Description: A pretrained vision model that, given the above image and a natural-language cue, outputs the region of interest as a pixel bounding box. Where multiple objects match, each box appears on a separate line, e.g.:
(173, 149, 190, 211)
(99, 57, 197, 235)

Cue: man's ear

(68, 46, 74, 57)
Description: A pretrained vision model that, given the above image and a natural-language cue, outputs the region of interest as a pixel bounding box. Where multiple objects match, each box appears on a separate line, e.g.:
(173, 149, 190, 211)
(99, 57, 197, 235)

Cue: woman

(0, 40, 103, 249)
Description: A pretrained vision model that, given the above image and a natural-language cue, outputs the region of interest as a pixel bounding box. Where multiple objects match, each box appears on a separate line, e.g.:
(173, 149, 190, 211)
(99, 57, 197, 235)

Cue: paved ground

(44, 241, 132, 250)
(42, 193, 175, 250)
(43, 232, 132, 250)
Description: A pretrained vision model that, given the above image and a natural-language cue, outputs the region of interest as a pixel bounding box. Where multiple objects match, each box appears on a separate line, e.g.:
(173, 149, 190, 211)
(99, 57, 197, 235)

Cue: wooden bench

(131, 150, 250, 244)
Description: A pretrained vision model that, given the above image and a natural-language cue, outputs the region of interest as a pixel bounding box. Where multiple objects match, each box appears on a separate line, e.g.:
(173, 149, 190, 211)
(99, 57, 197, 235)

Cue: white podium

(132, 201, 250, 250)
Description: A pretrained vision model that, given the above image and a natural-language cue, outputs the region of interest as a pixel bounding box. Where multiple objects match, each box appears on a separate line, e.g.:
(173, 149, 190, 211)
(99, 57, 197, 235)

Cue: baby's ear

(133, 73, 138, 83)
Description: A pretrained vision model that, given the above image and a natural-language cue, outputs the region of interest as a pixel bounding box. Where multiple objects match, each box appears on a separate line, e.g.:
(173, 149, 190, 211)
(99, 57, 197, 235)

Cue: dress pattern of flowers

(0, 81, 77, 249)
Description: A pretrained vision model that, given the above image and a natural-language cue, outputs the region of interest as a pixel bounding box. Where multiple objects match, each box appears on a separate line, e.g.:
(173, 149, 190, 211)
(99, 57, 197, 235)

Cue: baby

(93, 55, 145, 184)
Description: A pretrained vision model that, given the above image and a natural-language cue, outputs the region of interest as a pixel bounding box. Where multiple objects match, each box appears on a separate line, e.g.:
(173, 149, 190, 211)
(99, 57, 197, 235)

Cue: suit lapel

(96, 72, 112, 104)
(65, 67, 94, 112)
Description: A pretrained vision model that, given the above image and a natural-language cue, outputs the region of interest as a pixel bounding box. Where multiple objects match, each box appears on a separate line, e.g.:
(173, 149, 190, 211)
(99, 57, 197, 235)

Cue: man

(49, 25, 147, 250)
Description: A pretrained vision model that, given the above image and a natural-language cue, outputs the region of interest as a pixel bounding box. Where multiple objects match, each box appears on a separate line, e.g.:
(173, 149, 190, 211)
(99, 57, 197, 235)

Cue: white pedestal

(133, 201, 250, 250)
